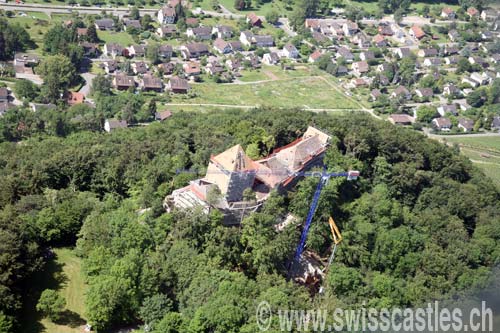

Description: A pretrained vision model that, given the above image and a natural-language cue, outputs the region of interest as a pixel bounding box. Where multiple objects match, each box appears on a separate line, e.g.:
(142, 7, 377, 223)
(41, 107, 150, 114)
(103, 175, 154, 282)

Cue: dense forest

(0, 109, 499, 332)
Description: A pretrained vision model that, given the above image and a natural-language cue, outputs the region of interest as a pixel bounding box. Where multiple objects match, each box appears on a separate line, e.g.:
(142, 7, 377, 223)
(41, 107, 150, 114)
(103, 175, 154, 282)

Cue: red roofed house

(67, 91, 84, 105)
(247, 13, 262, 27)
(467, 7, 479, 17)
(389, 114, 415, 125)
(308, 49, 323, 63)
(441, 7, 456, 19)
(410, 25, 426, 40)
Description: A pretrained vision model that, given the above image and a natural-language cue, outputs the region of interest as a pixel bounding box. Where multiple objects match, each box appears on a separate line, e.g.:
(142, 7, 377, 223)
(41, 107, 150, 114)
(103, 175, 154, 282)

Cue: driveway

(79, 72, 96, 97)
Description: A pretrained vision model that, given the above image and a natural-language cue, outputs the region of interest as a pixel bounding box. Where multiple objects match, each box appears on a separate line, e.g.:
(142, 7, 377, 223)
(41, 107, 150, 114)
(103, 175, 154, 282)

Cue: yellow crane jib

(328, 216, 342, 245)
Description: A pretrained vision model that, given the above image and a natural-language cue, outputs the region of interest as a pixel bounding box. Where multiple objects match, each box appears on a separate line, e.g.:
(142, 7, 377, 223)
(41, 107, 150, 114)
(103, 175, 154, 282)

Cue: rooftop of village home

(166, 126, 331, 212)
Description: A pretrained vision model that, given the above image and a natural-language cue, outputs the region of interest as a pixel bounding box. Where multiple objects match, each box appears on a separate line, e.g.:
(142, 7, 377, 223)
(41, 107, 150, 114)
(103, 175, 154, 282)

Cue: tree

(86, 24, 99, 43)
(265, 10, 280, 25)
(289, 6, 307, 31)
(38, 55, 76, 103)
(13, 79, 39, 101)
(394, 8, 403, 25)
(416, 106, 438, 123)
(36, 289, 66, 322)
(130, 6, 140, 20)
(146, 43, 160, 64)
(0, 18, 33, 60)
(91, 74, 112, 96)
(139, 294, 172, 329)
(234, 0, 246, 10)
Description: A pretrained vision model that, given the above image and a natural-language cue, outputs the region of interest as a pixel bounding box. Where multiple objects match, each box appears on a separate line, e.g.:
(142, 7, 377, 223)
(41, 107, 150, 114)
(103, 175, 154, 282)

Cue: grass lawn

(97, 30, 135, 46)
(172, 76, 362, 109)
(197, 0, 291, 16)
(7, 14, 53, 53)
(21, 248, 87, 333)
(444, 136, 500, 188)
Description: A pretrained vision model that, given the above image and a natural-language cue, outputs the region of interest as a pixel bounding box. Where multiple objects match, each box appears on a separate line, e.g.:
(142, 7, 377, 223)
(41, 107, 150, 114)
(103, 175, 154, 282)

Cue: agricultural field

(21, 248, 87, 333)
(445, 136, 500, 189)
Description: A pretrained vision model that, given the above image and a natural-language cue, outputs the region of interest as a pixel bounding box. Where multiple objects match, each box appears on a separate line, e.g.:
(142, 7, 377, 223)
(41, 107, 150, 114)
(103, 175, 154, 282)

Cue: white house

(158, 5, 176, 24)
(282, 43, 299, 59)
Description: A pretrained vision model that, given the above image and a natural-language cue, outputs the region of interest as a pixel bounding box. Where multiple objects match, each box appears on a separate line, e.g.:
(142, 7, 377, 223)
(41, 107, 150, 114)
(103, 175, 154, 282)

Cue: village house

(247, 13, 262, 27)
(157, 25, 177, 38)
(437, 104, 458, 116)
(205, 61, 225, 76)
(123, 19, 141, 31)
(158, 62, 175, 75)
(470, 72, 489, 85)
(228, 41, 243, 52)
(213, 38, 232, 54)
(423, 58, 441, 67)
(239, 31, 253, 46)
(113, 74, 135, 90)
(253, 35, 274, 47)
(441, 7, 456, 19)
(226, 58, 244, 71)
(458, 118, 474, 132)
(443, 83, 460, 96)
(444, 55, 460, 65)
(158, 45, 173, 59)
(468, 56, 487, 67)
(352, 61, 369, 76)
(66, 91, 84, 105)
(282, 43, 299, 59)
(180, 43, 209, 59)
(95, 19, 114, 31)
(167, 76, 190, 93)
(372, 34, 387, 47)
(308, 50, 323, 63)
(186, 17, 199, 27)
(103, 61, 118, 74)
(30, 103, 56, 112)
(410, 25, 426, 40)
(103, 43, 124, 58)
(448, 29, 460, 42)
(342, 21, 359, 36)
(415, 88, 433, 99)
(104, 119, 128, 132)
(370, 88, 382, 101)
(467, 7, 479, 18)
(432, 117, 452, 131)
(81, 42, 99, 57)
(336, 47, 354, 62)
(444, 45, 459, 55)
(155, 110, 173, 121)
(183, 61, 201, 76)
(212, 25, 233, 39)
(131, 62, 148, 75)
(262, 52, 280, 65)
(418, 48, 438, 58)
(245, 54, 261, 69)
(141, 74, 163, 92)
(378, 24, 393, 36)
(462, 77, 479, 88)
(391, 86, 411, 100)
(158, 5, 176, 24)
(128, 45, 146, 58)
(389, 114, 415, 125)
(186, 26, 212, 40)
(359, 51, 375, 61)
(481, 9, 497, 22)
(14, 53, 39, 67)
(394, 47, 411, 59)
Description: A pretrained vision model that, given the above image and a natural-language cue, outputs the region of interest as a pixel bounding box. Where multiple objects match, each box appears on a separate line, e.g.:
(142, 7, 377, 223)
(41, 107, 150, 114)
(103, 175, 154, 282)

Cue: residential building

(131, 62, 148, 75)
(67, 91, 84, 105)
(262, 52, 280, 65)
(104, 119, 128, 132)
(158, 5, 176, 24)
(437, 104, 458, 116)
(141, 74, 163, 92)
(155, 110, 173, 121)
(158, 45, 173, 59)
(123, 19, 141, 31)
(418, 48, 438, 57)
(180, 43, 209, 59)
(282, 43, 299, 59)
(308, 50, 323, 63)
(186, 26, 212, 40)
(113, 74, 135, 90)
(103, 43, 124, 58)
(128, 45, 146, 57)
(432, 117, 452, 131)
(359, 51, 375, 61)
(95, 19, 114, 31)
(458, 118, 474, 132)
(389, 114, 415, 125)
(415, 88, 433, 98)
(247, 13, 262, 27)
(183, 61, 201, 76)
(441, 7, 456, 19)
(167, 76, 190, 93)
(410, 25, 426, 40)
(212, 25, 233, 39)
(342, 21, 359, 36)
(352, 61, 369, 76)
(213, 38, 232, 54)
(391, 86, 411, 100)
(157, 25, 177, 38)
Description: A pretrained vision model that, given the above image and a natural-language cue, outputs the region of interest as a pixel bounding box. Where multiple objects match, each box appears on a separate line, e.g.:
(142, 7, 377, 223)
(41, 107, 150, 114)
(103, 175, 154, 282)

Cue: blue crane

(289, 169, 359, 275)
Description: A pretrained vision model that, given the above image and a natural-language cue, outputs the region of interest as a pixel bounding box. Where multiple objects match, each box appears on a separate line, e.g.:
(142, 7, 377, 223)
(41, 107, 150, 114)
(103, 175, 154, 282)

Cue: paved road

(0, 3, 157, 17)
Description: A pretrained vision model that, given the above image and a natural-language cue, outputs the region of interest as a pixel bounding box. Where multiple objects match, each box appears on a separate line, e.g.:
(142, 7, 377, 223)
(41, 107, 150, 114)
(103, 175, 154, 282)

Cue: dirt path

(264, 71, 279, 81)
